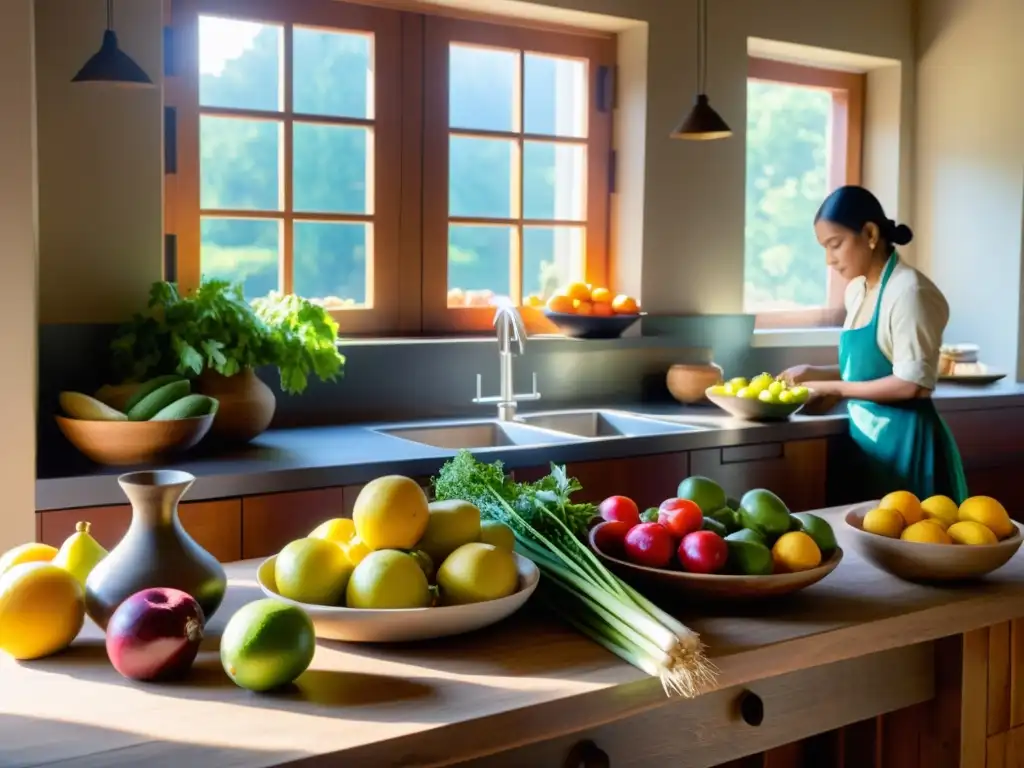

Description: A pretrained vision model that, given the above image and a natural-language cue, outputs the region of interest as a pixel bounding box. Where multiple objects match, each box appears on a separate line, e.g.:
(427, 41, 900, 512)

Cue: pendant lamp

(72, 0, 154, 87)
(670, 0, 731, 140)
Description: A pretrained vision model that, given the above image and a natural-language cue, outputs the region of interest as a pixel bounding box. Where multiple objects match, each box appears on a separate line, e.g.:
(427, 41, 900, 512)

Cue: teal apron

(838, 253, 969, 503)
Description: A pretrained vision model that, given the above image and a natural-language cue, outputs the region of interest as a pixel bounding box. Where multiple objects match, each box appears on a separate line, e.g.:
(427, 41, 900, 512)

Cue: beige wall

(35, 0, 163, 324)
(914, 0, 1024, 377)
(0, 0, 38, 551)
(33, 0, 916, 322)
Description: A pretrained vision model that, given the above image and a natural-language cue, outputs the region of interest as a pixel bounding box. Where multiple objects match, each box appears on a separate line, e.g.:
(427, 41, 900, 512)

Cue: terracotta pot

(196, 368, 276, 444)
(666, 363, 724, 404)
(85, 470, 227, 629)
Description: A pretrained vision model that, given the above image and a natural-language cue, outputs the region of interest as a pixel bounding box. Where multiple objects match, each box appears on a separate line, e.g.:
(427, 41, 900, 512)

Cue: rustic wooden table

(2, 508, 1022, 768)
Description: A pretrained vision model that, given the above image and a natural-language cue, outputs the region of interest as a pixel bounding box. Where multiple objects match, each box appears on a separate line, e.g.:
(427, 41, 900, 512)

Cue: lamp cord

(106, 0, 114, 30)
(697, 0, 707, 94)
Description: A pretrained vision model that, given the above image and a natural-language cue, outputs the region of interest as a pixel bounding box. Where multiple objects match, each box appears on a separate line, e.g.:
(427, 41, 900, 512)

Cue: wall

(0, 0, 38, 551)
(914, 0, 1024, 378)
(34, 0, 163, 324)
(33, 0, 915, 322)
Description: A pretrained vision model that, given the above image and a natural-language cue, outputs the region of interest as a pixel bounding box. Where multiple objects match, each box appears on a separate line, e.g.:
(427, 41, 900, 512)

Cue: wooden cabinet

(450, 643, 932, 768)
(690, 439, 828, 513)
(241, 488, 347, 560)
(37, 500, 243, 563)
(944, 407, 1024, 516)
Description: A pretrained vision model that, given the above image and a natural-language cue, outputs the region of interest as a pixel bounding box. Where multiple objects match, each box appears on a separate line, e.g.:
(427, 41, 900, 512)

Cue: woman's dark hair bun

(889, 223, 913, 246)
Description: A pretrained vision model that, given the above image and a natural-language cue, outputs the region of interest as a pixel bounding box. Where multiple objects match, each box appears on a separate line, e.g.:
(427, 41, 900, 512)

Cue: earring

(869, 240, 877, 250)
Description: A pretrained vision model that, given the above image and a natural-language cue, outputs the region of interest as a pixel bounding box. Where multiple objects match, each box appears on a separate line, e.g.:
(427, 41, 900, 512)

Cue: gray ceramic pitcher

(85, 469, 227, 629)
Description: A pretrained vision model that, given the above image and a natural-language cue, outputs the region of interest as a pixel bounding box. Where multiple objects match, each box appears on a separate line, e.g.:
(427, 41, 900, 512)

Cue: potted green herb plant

(111, 280, 345, 443)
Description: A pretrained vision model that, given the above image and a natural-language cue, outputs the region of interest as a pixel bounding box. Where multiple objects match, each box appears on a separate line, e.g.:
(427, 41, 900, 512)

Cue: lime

(220, 599, 316, 692)
(739, 489, 792, 538)
(677, 476, 728, 515)
(437, 543, 518, 605)
(725, 528, 765, 546)
(275, 538, 352, 606)
(791, 513, 837, 553)
(725, 539, 773, 576)
(701, 517, 728, 537)
(479, 520, 516, 550)
(346, 550, 431, 609)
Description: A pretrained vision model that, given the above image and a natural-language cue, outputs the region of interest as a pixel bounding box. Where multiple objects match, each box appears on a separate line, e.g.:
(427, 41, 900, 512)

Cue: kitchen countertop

(35, 381, 1024, 511)
(3, 507, 1024, 767)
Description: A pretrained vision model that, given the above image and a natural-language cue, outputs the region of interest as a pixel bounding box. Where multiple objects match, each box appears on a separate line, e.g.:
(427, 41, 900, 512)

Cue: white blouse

(843, 257, 950, 389)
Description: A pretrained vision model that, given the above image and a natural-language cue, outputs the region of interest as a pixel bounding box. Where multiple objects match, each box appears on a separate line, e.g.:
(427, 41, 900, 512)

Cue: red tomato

(677, 530, 728, 574)
(657, 498, 703, 538)
(598, 495, 640, 527)
(623, 523, 674, 568)
(591, 520, 632, 559)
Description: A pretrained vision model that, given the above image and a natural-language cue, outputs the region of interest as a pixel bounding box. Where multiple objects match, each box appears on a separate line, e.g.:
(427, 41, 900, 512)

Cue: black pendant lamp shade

(72, 0, 154, 87)
(671, 0, 731, 140)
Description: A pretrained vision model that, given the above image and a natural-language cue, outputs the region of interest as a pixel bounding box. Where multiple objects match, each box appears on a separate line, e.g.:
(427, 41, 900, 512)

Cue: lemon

(879, 491, 924, 526)
(346, 550, 431, 609)
(275, 538, 353, 606)
(416, 499, 481, 564)
(959, 496, 1015, 540)
(308, 518, 356, 545)
(437, 543, 519, 605)
(771, 532, 822, 573)
(353, 476, 430, 550)
(948, 521, 999, 546)
(862, 507, 905, 538)
(0, 562, 85, 660)
(480, 520, 516, 551)
(901, 520, 952, 544)
(921, 495, 960, 530)
(0, 542, 58, 577)
(341, 537, 372, 566)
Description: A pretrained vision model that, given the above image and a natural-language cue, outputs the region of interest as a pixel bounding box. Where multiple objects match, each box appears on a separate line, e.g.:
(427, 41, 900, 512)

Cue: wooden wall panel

(241, 487, 347, 559)
(565, 452, 690, 510)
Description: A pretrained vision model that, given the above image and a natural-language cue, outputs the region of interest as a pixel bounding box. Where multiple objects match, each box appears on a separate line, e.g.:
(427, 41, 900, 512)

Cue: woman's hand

(779, 364, 839, 386)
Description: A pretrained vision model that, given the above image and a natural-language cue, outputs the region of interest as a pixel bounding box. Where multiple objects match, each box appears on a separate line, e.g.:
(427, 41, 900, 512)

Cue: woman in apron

(781, 185, 968, 503)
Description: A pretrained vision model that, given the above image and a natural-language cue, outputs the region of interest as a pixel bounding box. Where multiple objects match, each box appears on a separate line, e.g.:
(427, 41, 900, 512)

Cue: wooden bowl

(257, 553, 539, 642)
(666, 364, 723, 404)
(55, 414, 215, 466)
(844, 502, 1023, 582)
(588, 528, 842, 601)
(706, 387, 808, 422)
(542, 310, 643, 339)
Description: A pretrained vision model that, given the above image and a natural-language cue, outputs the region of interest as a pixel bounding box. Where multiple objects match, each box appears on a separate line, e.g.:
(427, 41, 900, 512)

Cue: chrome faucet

(472, 300, 541, 421)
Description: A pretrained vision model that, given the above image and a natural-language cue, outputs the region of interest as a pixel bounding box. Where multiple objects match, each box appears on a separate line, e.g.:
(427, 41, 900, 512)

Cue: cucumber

(151, 394, 219, 421)
(123, 374, 186, 413)
(126, 379, 191, 421)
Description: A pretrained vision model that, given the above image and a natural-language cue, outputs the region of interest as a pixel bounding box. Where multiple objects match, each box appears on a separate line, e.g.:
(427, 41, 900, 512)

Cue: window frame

(746, 57, 865, 331)
(166, 0, 616, 337)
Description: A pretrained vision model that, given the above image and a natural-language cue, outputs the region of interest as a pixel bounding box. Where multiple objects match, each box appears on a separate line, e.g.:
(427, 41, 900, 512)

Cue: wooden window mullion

(281, 22, 294, 295)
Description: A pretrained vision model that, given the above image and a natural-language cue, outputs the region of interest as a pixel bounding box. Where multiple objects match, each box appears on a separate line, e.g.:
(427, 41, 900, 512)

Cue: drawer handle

(739, 690, 764, 726)
(564, 740, 610, 768)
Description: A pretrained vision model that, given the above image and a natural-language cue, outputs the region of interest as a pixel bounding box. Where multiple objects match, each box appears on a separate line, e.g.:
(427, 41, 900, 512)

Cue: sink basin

(516, 410, 703, 438)
(376, 421, 577, 450)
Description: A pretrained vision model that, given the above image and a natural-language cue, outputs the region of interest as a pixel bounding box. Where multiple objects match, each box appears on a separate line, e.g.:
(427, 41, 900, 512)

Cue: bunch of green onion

(432, 451, 715, 697)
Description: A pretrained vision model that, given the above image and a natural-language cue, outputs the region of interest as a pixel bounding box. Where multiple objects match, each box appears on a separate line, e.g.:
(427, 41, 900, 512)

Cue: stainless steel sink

(376, 421, 577, 450)
(516, 409, 705, 437)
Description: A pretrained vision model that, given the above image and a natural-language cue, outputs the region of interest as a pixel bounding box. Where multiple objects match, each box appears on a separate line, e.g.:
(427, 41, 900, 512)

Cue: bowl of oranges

(531, 282, 643, 339)
(844, 491, 1023, 581)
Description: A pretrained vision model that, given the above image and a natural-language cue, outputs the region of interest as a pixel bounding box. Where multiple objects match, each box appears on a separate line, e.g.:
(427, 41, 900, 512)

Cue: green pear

(53, 521, 108, 585)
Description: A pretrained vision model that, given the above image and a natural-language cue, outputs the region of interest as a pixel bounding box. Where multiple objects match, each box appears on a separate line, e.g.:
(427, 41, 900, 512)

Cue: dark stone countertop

(36, 381, 1024, 511)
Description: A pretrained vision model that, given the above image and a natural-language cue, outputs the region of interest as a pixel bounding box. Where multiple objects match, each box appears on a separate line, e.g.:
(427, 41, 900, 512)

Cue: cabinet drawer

(452, 643, 934, 768)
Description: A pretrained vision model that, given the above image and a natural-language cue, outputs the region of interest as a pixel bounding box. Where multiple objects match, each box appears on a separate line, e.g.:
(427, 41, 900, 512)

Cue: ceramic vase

(196, 368, 276, 444)
(84, 470, 227, 629)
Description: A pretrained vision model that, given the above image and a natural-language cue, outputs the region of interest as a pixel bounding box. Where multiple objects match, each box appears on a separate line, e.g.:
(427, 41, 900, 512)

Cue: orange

(574, 300, 594, 316)
(879, 491, 924, 526)
(546, 294, 575, 314)
(524, 294, 544, 308)
(590, 287, 612, 303)
(592, 301, 614, 317)
(564, 281, 592, 302)
(0, 562, 85, 660)
(611, 294, 639, 314)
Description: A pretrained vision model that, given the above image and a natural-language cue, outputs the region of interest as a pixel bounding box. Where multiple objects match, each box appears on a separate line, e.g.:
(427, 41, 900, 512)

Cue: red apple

(106, 588, 205, 682)
(678, 531, 728, 574)
(591, 520, 632, 559)
(623, 523, 674, 568)
(598, 495, 640, 527)
(657, 498, 703, 539)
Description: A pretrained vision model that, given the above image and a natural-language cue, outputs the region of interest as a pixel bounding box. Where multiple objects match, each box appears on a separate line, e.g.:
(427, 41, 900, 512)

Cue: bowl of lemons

(257, 475, 539, 642)
(705, 373, 812, 422)
(844, 491, 1023, 581)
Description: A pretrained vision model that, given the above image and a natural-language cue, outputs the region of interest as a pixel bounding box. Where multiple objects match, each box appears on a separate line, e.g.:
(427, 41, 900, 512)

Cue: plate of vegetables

(433, 451, 716, 697)
(587, 478, 842, 601)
